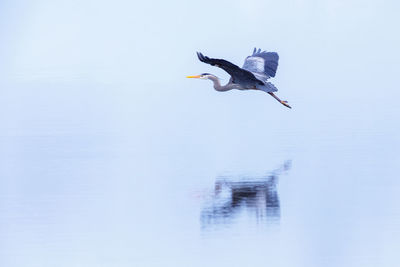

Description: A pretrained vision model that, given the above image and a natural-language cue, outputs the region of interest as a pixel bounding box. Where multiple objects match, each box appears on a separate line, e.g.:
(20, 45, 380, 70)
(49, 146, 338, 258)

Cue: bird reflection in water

(201, 161, 291, 228)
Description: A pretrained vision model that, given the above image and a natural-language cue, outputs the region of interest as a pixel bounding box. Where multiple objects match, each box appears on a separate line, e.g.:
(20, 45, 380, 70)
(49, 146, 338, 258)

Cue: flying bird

(187, 48, 291, 108)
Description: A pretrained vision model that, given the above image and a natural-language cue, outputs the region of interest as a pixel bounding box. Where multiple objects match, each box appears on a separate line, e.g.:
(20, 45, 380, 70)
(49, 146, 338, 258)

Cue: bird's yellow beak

(186, 75, 201, 78)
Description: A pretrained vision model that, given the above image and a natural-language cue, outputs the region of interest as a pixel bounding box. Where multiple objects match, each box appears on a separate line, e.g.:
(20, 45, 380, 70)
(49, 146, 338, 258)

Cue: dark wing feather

(197, 52, 264, 86)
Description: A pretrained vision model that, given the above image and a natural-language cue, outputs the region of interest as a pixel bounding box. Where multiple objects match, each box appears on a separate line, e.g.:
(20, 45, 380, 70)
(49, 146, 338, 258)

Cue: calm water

(2, 0, 400, 265)
(0, 78, 399, 267)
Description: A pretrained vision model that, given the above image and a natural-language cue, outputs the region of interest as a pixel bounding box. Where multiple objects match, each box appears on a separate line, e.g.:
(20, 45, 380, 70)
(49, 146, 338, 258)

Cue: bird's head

(186, 73, 215, 80)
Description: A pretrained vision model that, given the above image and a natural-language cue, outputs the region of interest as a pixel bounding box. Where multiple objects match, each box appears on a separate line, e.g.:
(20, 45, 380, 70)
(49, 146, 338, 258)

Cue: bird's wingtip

(196, 52, 209, 62)
(196, 52, 203, 61)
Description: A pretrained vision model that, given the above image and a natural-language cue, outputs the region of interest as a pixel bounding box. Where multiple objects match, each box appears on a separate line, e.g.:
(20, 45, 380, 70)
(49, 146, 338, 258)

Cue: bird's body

(187, 48, 291, 108)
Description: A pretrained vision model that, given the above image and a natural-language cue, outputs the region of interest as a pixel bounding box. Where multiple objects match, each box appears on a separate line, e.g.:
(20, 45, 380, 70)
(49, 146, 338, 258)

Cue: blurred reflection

(201, 161, 291, 228)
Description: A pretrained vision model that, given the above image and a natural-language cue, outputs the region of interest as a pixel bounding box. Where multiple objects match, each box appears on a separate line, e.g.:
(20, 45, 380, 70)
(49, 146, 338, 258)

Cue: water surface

(0, 80, 399, 267)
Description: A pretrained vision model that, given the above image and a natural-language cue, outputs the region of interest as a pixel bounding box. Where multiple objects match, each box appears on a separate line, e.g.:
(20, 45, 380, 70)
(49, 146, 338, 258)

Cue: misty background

(1, 1, 399, 266)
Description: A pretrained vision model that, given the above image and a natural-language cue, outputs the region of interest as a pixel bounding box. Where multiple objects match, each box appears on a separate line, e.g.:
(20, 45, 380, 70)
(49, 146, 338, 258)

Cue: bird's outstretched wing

(197, 52, 264, 86)
(242, 48, 279, 82)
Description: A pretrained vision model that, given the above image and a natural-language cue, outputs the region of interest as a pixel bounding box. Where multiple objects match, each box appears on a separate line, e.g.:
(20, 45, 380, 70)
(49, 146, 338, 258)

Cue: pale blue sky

(1, 1, 400, 267)
(1, 0, 399, 88)
(1, 0, 399, 135)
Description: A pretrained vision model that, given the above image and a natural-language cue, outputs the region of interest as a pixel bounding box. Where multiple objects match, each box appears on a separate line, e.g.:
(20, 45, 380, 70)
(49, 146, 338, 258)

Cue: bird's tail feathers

(259, 81, 278, 93)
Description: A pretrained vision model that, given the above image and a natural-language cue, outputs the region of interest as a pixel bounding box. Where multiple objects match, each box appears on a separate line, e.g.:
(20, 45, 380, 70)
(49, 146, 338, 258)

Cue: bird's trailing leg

(268, 92, 292, 109)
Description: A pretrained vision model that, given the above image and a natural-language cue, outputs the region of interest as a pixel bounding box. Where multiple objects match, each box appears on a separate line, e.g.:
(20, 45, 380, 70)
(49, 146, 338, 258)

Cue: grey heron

(187, 48, 291, 109)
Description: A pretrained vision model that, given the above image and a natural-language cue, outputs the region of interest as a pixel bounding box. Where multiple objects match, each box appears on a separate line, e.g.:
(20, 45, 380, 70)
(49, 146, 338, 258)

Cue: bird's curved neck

(208, 76, 237, 91)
